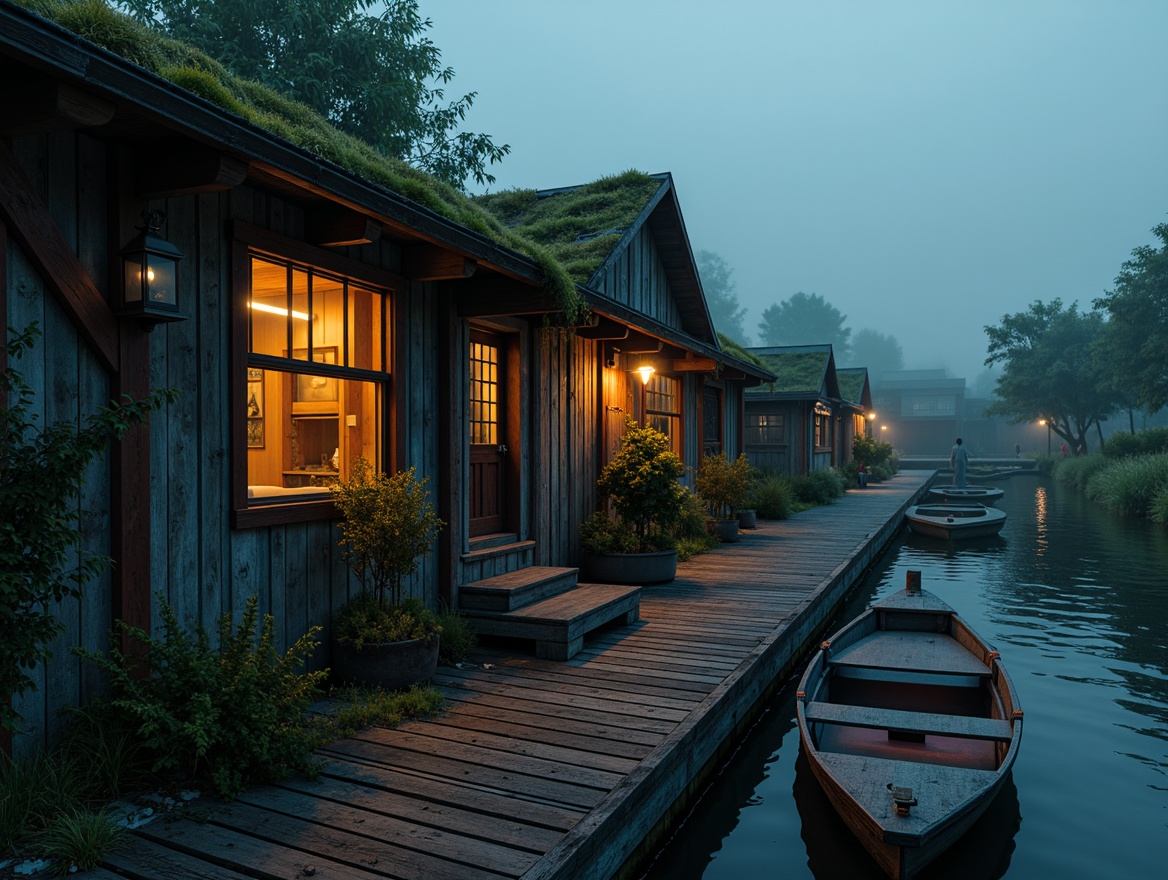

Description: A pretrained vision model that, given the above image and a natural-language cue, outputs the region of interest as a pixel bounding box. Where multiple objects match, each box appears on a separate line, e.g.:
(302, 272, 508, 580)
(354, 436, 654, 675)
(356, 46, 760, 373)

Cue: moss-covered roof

(836, 368, 868, 404)
(474, 171, 665, 285)
(745, 347, 832, 395)
(16, 0, 588, 322)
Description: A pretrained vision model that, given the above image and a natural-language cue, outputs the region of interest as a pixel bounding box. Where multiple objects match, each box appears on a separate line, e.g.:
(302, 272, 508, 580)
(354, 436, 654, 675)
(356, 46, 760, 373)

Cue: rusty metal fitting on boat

(820, 640, 831, 651)
(988, 651, 1000, 660)
(796, 690, 806, 701)
(888, 784, 918, 816)
(1013, 709, 1024, 720)
(905, 570, 922, 594)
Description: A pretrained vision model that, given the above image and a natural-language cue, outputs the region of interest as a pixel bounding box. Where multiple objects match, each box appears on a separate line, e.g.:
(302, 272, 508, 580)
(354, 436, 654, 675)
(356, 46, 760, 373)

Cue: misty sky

(426, 1, 1168, 382)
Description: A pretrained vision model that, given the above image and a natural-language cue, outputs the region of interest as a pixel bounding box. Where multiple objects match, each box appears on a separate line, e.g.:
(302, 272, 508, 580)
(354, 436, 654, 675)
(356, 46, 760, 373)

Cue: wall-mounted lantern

(118, 210, 185, 329)
(636, 365, 656, 386)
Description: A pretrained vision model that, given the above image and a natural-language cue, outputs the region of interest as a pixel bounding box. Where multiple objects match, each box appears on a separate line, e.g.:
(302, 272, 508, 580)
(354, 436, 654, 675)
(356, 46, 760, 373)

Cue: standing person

(1060, 442, 1068, 458)
(1015, 442, 1021, 458)
(950, 437, 970, 488)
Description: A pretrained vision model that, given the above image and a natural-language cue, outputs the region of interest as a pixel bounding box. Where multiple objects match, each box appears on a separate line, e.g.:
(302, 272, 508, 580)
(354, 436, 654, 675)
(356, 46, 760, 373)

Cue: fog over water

(427, 0, 1168, 381)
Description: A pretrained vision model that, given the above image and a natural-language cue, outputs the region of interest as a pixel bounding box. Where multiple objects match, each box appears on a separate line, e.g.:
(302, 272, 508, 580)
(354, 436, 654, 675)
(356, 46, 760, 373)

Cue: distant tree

(968, 367, 1001, 400)
(118, 0, 509, 188)
(1094, 222, 1168, 412)
(696, 250, 749, 344)
(758, 292, 851, 360)
(845, 329, 902, 388)
(983, 299, 1116, 454)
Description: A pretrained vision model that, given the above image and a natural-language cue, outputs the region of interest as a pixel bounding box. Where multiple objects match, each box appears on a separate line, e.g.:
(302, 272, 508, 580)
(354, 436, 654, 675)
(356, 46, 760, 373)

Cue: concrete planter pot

(581, 550, 678, 585)
(710, 518, 741, 543)
(737, 509, 758, 529)
(331, 635, 440, 690)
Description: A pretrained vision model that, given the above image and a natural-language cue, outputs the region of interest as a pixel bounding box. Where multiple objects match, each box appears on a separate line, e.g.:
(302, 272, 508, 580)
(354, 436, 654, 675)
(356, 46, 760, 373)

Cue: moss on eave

(475, 171, 664, 284)
(837, 372, 865, 403)
(17, 0, 586, 324)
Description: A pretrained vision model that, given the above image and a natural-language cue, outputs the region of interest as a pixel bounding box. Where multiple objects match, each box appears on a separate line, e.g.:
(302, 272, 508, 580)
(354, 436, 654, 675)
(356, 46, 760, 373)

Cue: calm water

(642, 478, 1168, 879)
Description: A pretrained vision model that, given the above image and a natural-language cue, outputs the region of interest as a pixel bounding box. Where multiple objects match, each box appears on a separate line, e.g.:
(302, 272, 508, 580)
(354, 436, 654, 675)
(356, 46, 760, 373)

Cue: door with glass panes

(469, 330, 506, 536)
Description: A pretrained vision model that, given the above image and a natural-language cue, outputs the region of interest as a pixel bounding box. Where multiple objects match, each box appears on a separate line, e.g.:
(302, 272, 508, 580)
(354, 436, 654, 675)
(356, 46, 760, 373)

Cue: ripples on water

(643, 478, 1168, 880)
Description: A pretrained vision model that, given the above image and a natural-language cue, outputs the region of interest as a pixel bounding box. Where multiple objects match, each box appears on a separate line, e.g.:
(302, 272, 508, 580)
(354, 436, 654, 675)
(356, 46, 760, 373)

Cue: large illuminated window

(245, 255, 388, 506)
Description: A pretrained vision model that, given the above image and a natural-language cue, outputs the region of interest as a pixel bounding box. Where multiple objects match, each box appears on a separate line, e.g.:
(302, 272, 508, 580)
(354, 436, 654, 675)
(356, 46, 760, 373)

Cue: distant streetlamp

(866, 411, 877, 438)
(1039, 418, 1050, 455)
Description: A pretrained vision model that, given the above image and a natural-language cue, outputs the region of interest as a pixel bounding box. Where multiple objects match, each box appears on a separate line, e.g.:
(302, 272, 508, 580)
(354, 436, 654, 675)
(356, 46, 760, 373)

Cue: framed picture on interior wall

(246, 367, 264, 447)
(246, 367, 264, 418)
(246, 417, 264, 448)
(292, 346, 338, 412)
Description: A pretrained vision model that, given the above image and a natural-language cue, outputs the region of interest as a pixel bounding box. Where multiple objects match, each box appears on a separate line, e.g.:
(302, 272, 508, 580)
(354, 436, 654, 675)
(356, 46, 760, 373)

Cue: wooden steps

(459, 562, 640, 661)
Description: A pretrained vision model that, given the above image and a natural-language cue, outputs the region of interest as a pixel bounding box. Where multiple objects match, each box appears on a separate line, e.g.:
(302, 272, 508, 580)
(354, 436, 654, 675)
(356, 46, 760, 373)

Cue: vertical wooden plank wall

(597, 228, 684, 333)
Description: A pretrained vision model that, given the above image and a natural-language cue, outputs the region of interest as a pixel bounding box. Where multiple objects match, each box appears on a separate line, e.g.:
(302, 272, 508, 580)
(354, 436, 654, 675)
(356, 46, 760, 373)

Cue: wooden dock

(82, 472, 932, 880)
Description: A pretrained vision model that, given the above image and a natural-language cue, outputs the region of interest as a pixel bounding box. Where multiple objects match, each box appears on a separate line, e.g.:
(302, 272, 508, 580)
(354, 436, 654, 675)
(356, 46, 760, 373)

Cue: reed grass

(1084, 453, 1168, 516)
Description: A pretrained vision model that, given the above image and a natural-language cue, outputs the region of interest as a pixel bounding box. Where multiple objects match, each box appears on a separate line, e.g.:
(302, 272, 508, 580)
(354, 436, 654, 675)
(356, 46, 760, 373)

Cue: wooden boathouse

(0, 1, 772, 755)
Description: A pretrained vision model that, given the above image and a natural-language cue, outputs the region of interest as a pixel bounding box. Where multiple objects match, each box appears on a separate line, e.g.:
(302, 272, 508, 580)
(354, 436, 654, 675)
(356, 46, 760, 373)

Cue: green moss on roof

(17, 0, 587, 323)
(475, 171, 664, 284)
(747, 351, 829, 394)
(837, 370, 866, 403)
(717, 333, 770, 372)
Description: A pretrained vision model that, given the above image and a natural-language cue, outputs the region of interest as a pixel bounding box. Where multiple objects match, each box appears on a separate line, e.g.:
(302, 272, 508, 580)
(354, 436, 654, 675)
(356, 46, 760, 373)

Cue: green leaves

(119, 0, 510, 189)
(330, 459, 444, 606)
(595, 420, 686, 549)
(78, 594, 325, 798)
(0, 324, 173, 731)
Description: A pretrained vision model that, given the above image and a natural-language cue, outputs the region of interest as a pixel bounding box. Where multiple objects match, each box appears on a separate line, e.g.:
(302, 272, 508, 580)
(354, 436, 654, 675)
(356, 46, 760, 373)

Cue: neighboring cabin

(0, 1, 770, 755)
(743, 345, 875, 476)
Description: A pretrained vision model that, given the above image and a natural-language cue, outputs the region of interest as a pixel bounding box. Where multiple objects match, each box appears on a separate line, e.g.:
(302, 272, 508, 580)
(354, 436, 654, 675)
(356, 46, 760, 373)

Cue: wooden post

(906, 569, 922, 595)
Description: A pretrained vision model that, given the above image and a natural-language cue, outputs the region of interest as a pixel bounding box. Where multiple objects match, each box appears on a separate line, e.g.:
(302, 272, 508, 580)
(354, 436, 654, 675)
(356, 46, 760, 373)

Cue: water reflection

(644, 478, 1168, 879)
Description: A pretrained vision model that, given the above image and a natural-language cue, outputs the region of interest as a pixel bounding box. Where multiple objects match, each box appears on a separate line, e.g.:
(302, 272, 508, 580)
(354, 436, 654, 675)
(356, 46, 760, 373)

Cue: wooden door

(469, 330, 506, 536)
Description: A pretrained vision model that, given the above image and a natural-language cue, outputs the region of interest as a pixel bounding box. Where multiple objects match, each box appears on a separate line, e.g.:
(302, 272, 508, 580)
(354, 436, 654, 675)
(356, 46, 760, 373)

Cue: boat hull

(927, 486, 1004, 506)
(905, 503, 1006, 540)
(796, 586, 1022, 880)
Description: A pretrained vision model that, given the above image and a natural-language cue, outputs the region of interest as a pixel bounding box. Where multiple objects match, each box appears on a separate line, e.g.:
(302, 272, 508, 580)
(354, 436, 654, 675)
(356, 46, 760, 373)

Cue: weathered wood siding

(592, 226, 684, 333)
(532, 329, 601, 567)
(3, 131, 442, 757)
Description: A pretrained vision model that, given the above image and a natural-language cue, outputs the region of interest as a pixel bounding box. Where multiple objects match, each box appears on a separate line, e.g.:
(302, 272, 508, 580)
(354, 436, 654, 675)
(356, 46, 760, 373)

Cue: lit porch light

(636, 365, 656, 386)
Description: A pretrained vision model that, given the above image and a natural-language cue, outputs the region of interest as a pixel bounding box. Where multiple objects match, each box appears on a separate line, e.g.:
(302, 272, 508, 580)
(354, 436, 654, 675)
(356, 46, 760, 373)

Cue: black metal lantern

(119, 210, 185, 328)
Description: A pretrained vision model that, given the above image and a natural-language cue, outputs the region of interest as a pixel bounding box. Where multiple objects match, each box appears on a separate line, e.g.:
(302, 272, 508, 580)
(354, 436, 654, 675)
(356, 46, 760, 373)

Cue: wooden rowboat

(927, 486, 1004, 506)
(905, 503, 1006, 540)
(796, 574, 1023, 880)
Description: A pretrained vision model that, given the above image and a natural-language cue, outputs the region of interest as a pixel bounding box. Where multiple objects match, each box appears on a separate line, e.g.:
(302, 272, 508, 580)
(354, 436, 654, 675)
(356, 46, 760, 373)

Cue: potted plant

(330, 458, 445, 689)
(579, 419, 687, 585)
(696, 452, 753, 542)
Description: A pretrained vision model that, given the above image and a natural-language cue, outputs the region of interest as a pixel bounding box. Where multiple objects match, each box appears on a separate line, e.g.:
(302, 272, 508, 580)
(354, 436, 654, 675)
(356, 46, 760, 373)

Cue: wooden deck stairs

(458, 536, 641, 661)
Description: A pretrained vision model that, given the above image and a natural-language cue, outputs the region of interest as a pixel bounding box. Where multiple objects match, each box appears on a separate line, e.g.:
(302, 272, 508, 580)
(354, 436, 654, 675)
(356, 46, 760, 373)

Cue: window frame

(230, 222, 404, 529)
(643, 372, 682, 455)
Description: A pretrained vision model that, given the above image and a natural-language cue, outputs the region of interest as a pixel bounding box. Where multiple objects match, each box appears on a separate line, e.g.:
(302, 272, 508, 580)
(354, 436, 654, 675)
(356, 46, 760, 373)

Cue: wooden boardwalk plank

(86, 472, 931, 880)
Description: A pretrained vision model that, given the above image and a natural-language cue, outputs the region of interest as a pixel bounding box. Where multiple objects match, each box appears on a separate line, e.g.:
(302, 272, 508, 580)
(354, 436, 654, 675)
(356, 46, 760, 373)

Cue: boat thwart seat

(803, 701, 1014, 742)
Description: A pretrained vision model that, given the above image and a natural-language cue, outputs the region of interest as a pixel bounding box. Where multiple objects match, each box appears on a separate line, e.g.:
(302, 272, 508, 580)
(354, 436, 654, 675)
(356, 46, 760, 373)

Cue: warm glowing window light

(249, 301, 311, 321)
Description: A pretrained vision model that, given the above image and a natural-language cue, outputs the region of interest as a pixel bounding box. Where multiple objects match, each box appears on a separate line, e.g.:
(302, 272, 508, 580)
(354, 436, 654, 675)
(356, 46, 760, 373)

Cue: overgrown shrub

(79, 594, 326, 798)
(1053, 454, 1111, 491)
(1, 324, 173, 731)
(791, 468, 848, 505)
(1084, 453, 1168, 516)
(1102, 427, 1168, 459)
(1150, 485, 1168, 524)
(436, 606, 476, 665)
(675, 488, 719, 561)
(745, 473, 794, 520)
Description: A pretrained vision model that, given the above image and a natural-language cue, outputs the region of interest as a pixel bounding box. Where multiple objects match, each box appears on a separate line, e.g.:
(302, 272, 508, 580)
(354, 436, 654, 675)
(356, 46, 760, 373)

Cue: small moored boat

(796, 572, 1023, 880)
(905, 503, 1006, 540)
(927, 486, 1004, 506)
